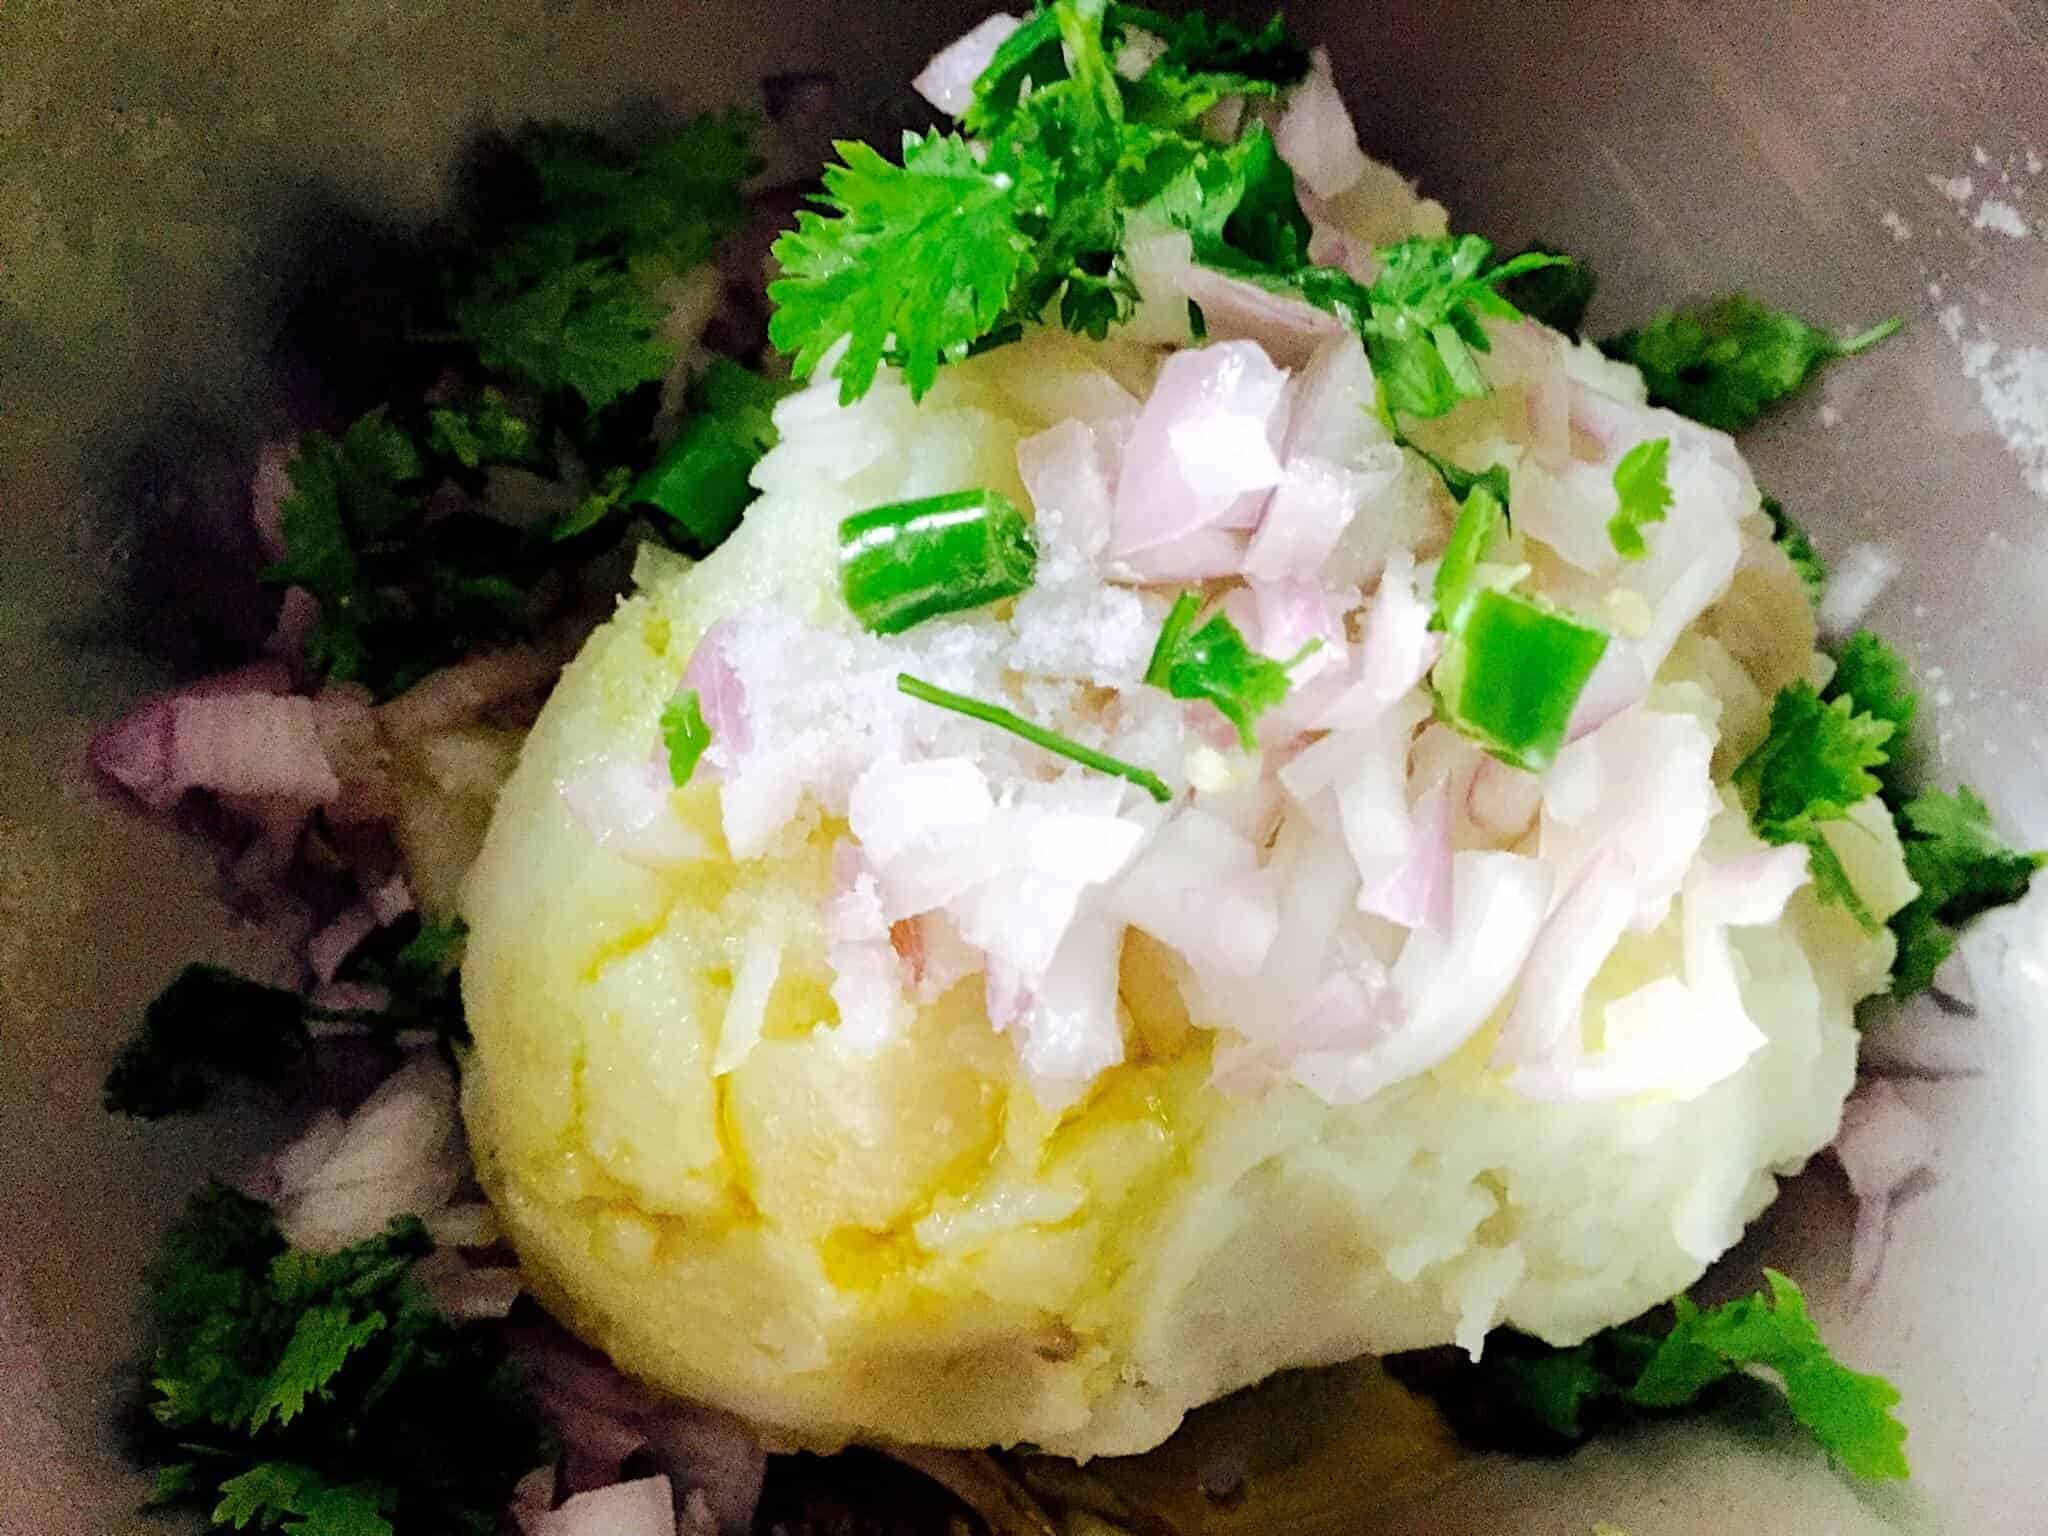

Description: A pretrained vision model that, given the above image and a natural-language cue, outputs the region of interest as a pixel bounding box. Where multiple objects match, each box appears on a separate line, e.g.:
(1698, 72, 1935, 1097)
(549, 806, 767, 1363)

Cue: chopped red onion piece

(1018, 418, 1118, 562)
(1359, 776, 1454, 933)
(1111, 342, 1290, 559)
(561, 756, 712, 870)
(1832, 1080, 1937, 1301)
(529, 1474, 677, 1536)
(377, 644, 561, 742)
(640, 1405, 769, 1536)
(93, 689, 343, 811)
(682, 619, 752, 763)
(1272, 48, 1368, 199)
(1177, 265, 1347, 370)
(912, 13, 1023, 116)
(1242, 457, 1362, 582)
(1109, 809, 1278, 979)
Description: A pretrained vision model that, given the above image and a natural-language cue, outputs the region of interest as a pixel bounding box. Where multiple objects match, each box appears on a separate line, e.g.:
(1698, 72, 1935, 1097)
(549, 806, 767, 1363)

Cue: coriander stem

(1838, 316, 1903, 356)
(896, 673, 1173, 803)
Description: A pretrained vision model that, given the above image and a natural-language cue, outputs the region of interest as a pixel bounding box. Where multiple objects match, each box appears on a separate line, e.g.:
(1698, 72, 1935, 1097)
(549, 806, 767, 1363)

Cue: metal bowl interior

(2, 2, 2042, 1531)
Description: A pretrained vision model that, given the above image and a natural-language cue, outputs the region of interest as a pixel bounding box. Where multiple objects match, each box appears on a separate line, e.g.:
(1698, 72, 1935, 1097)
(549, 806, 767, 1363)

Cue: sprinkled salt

(1972, 197, 2031, 238)
(1930, 172, 1974, 204)
(1972, 145, 1991, 167)
(1818, 543, 1899, 640)
(1880, 209, 1912, 243)
(1959, 340, 2048, 501)
(2030, 149, 2045, 176)
(1819, 404, 1843, 428)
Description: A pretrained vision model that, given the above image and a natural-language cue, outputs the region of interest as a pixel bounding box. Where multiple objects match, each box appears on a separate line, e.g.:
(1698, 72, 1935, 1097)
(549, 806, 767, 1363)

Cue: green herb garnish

(1604, 296, 1901, 434)
(1890, 787, 2045, 996)
(839, 488, 1040, 635)
(425, 389, 544, 470)
(897, 672, 1171, 803)
(1495, 239, 1597, 335)
(133, 1185, 551, 1536)
(1142, 590, 1308, 749)
(1734, 680, 1896, 929)
(453, 115, 759, 415)
(1763, 494, 1827, 608)
(1434, 1271, 1908, 1481)
(661, 689, 713, 787)
(1607, 436, 1672, 560)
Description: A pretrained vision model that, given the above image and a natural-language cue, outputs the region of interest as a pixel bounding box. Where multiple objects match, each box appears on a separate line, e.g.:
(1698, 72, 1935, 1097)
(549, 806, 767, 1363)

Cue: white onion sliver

(1272, 48, 1369, 199)
(533, 1475, 678, 1536)
(561, 757, 711, 870)
(912, 14, 1023, 116)
(1817, 542, 1899, 641)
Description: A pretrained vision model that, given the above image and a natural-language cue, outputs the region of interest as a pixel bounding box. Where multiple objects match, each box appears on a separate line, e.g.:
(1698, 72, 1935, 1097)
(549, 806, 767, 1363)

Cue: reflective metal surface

(3, 2, 2042, 1530)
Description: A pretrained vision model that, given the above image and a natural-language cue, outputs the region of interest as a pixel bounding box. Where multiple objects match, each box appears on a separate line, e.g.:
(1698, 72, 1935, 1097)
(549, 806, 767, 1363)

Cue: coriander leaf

(1351, 236, 1569, 419)
(460, 259, 674, 417)
(1737, 682, 1893, 834)
(1734, 682, 1895, 929)
(1630, 1271, 1908, 1481)
(1407, 1271, 1907, 1481)
(1493, 1344, 1609, 1438)
(1211, 122, 1310, 270)
(1604, 296, 1901, 433)
(1608, 436, 1672, 560)
(104, 965, 313, 1120)
(1114, 8, 1311, 128)
(1824, 630, 1916, 796)
(1889, 787, 2045, 996)
(454, 114, 758, 414)
(1763, 495, 1827, 609)
(661, 690, 712, 787)
(425, 390, 543, 470)
(248, 1304, 388, 1432)
(135, 1188, 551, 1536)
(547, 463, 633, 542)
(769, 133, 1033, 403)
(211, 1462, 395, 1536)
(898, 672, 1171, 802)
(962, 7, 1068, 136)
(1143, 590, 1305, 749)
(1496, 240, 1597, 335)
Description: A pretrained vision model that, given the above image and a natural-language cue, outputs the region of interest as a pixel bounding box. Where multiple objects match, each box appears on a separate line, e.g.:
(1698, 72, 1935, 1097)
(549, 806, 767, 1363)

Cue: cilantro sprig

(660, 689, 713, 787)
(1142, 590, 1311, 749)
(105, 920, 470, 1120)
(134, 1186, 551, 1536)
(1604, 295, 1901, 434)
(1763, 494, 1828, 609)
(1414, 1271, 1908, 1481)
(453, 115, 759, 415)
(1735, 680, 1895, 927)
(1607, 436, 1672, 560)
(1890, 787, 2045, 996)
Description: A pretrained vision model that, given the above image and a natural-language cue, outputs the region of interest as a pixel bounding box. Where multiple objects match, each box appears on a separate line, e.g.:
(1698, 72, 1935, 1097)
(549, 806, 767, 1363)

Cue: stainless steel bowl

(4, 3, 2042, 1530)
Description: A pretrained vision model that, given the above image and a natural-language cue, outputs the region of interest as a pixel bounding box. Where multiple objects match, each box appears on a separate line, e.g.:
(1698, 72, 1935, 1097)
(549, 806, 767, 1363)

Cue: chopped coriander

(103, 966, 313, 1120)
(1415, 1272, 1907, 1480)
(897, 672, 1171, 803)
(547, 463, 632, 542)
(1735, 681, 1895, 929)
(770, 132, 1035, 403)
(838, 489, 1039, 635)
(629, 360, 791, 550)
(453, 114, 759, 414)
(1496, 240, 1597, 336)
(1890, 787, 2045, 996)
(1111, 7, 1311, 128)
(1142, 590, 1307, 749)
(133, 1186, 552, 1536)
(1763, 494, 1827, 608)
(1604, 296, 1901, 434)
(1607, 436, 1672, 560)
(1342, 236, 1568, 419)
(424, 390, 543, 470)
(661, 689, 713, 787)
(1824, 630, 1917, 797)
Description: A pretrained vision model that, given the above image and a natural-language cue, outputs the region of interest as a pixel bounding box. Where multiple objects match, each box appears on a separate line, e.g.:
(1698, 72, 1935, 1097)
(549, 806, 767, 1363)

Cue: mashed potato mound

(458, 317, 1908, 1456)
